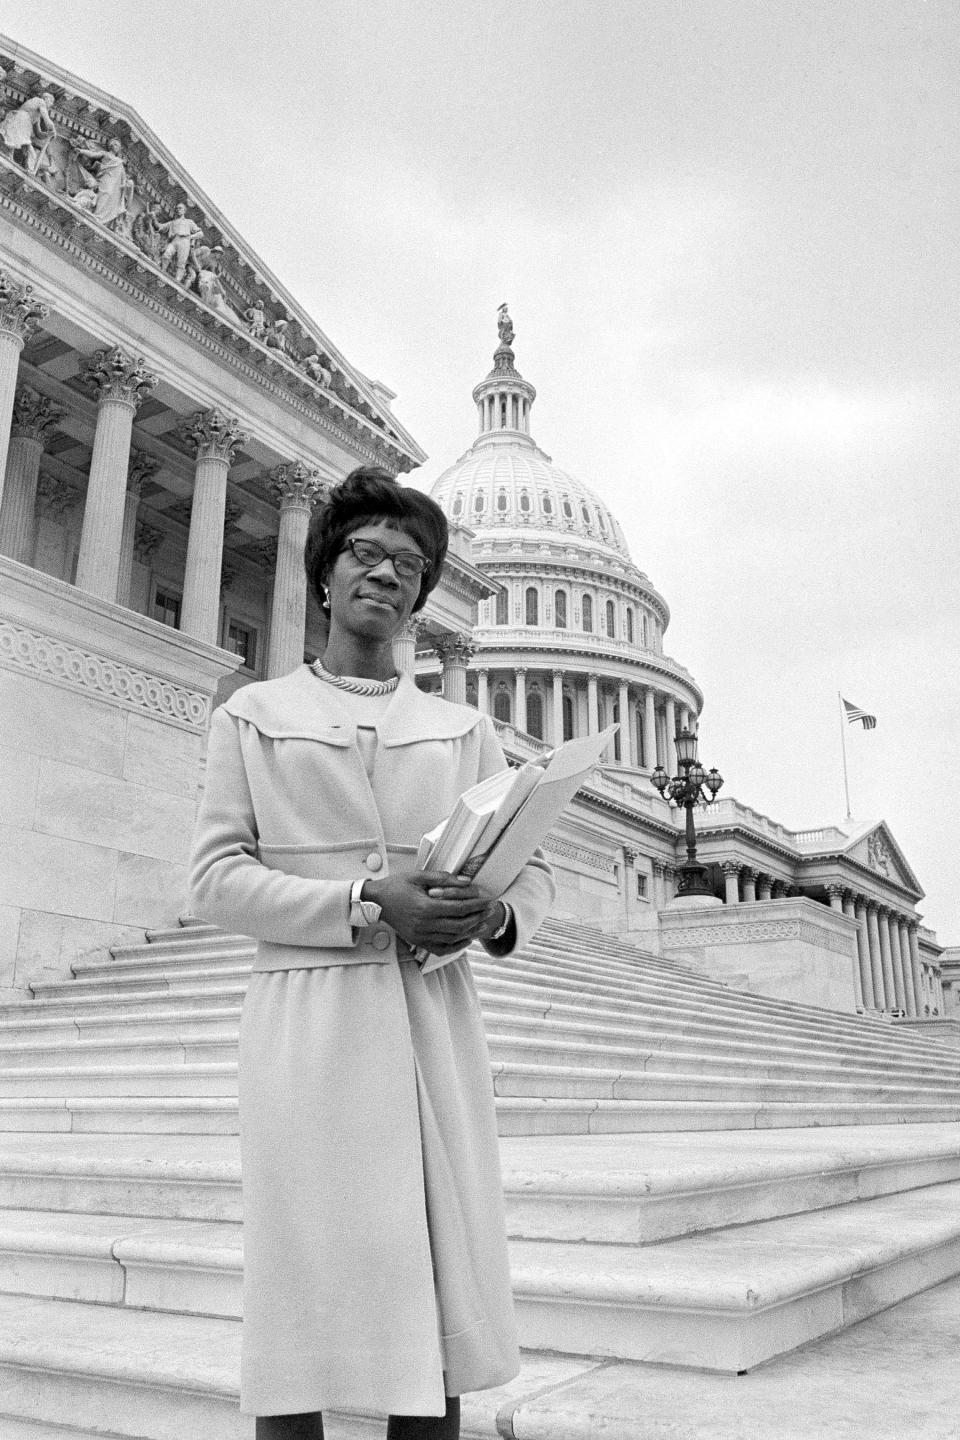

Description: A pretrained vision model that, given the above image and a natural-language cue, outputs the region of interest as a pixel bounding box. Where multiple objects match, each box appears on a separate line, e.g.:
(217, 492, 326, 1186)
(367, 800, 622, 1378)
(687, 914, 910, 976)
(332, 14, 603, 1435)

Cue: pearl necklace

(311, 660, 400, 696)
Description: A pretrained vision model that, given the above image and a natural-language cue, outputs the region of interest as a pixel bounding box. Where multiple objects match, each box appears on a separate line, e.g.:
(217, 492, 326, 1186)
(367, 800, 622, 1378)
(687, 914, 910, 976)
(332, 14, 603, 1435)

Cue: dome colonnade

(423, 306, 702, 775)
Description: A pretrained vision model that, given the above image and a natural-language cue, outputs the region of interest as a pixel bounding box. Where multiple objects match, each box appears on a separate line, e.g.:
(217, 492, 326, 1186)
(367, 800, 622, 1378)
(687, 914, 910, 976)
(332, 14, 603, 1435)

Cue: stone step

(0, 1134, 241, 1222)
(1, 1125, 957, 1243)
(0, 1034, 236, 1069)
(480, 1005, 960, 1079)
(477, 949, 927, 1046)
(4, 1180, 959, 1379)
(499, 1126, 960, 1243)
(0, 1063, 237, 1099)
(510, 1179, 960, 1371)
(0, 1098, 239, 1135)
(0, 1003, 242, 1043)
(31, 965, 252, 1001)
(486, 1030, 960, 1087)
(5, 983, 248, 1018)
(0, 1292, 575, 1440)
(3, 1091, 958, 1138)
(477, 982, 957, 1065)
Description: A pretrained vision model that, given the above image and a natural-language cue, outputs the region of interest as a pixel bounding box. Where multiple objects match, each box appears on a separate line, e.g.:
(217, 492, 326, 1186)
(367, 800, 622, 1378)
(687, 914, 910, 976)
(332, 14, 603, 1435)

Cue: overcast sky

(4, 1, 958, 940)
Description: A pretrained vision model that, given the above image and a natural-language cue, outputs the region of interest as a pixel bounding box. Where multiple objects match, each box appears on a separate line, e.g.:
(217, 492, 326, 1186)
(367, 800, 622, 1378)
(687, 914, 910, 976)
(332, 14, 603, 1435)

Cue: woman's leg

(256, 1413, 324, 1440)
(386, 1394, 460, 1440)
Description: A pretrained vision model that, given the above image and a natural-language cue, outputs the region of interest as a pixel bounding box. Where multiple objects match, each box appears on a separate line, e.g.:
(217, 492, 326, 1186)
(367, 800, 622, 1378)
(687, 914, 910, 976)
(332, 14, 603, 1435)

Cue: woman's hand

(363, 871, 506, 955)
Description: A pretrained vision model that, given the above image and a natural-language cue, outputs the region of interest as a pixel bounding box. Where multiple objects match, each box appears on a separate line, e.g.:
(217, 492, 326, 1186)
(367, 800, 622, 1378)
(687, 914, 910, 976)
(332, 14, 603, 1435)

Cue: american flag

(842, 698, 877, 730)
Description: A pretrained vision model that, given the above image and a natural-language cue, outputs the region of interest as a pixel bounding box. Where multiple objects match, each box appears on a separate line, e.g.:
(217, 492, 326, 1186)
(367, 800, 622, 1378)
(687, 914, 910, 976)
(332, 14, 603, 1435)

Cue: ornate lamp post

(651, 725, 723, 897)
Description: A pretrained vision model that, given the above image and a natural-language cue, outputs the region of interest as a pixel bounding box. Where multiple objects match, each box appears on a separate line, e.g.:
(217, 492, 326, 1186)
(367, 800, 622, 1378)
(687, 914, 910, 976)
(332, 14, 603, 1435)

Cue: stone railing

(470, 625, 699, 688)
(698, 799, 848, 851)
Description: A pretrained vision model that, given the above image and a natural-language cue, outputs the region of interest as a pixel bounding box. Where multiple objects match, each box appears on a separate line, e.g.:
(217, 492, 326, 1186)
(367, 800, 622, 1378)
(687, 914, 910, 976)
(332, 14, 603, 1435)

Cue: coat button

(372, 929, 391, 951)
(366, 852, 383, 871)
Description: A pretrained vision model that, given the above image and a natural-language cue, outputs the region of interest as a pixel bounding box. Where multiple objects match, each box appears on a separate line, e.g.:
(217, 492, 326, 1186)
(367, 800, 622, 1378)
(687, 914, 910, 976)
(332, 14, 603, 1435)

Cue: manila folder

(471, 724, 618, 898)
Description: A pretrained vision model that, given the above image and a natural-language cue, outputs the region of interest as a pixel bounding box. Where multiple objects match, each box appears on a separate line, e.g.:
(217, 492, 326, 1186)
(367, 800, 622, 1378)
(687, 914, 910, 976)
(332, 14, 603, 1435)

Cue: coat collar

(223, 664, 484, 747)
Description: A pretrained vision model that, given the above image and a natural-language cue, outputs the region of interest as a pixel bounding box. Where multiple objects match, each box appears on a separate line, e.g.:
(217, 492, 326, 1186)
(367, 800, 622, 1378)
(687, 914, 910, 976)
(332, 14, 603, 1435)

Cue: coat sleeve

(474, 715, 557, 958)
(188, 707, 356, 949)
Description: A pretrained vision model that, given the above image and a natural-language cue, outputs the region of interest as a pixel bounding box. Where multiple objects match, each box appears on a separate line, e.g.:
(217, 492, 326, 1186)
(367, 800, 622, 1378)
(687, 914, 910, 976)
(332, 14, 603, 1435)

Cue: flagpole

(838, 691, 853, 822)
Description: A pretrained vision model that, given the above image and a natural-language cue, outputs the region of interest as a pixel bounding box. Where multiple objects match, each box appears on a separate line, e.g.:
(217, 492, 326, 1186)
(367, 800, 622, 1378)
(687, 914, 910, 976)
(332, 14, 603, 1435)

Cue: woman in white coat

(190, 467, 555, 1440)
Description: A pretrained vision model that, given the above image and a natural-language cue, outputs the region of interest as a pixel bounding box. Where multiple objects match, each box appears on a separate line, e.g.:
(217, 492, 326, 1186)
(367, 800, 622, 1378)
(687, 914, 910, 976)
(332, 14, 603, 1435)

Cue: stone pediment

(844, 821, 923, 896)
(0, 34, 424, 472)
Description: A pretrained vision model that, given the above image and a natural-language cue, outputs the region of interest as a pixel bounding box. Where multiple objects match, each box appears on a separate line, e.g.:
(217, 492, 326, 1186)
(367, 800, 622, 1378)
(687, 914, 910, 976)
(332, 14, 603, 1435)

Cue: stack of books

(416, 724, 618, 968)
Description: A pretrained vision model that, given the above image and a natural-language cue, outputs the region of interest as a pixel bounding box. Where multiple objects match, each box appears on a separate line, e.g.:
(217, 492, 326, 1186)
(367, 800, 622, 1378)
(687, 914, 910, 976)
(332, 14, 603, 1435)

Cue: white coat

(189, 665, 555, 1417)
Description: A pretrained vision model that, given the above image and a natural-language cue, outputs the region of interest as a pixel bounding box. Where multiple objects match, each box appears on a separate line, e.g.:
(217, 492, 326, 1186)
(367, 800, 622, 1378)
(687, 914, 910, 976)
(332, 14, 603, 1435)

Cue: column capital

(722, 860, 742, 877)
(0, 271, 48, 344)
(651, 860, 665, 878)
(434, 633, 475, 666)
(134, 519, 164, 563)
(269, 459, 328, 508)
(622, 846, 639, 866)
(127, 449, 160, 495)
(399, 616, 426, 645)
(741, 867, 758, 883)
(826, 884, 845, 900)
(907, 917, 920, 934)
(552, 668, 565, 680)
(179, 408, 248, 464)
(83, 348, 157, 410)
(36, 471, 81, 520)
(10, 385, 63, 443)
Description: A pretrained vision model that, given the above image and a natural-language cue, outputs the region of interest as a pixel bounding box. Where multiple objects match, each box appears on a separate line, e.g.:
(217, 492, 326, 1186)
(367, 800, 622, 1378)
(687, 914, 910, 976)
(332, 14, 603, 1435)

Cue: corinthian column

(587, 673, 599, 734)
(866, 903, 885, 1008)
(877, 906, 896, 1013)
(515, 667, 527, 733)
(392, 616, 424, 675)
(898, 918, 917, 1017)
(434, 634, 475, 705)
(888, 914, 908, 1014)
(179, 410, 249, 642)
(267, 461, 327, 678)
(116, 451, 160, 606)
(75, 349, 157, 600)
(854, 898, 874, 1009)
(665, 696, 677, 777)
(476, 668, 489, 713)
(552, 669, 564, 743)
(0, 272, 49, 501)
(643, 687, 657, 769)
(0, 387, 64, 563)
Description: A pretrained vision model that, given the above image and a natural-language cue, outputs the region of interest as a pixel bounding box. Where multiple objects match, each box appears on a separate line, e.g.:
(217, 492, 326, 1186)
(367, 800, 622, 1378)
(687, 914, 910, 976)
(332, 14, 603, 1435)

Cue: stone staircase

(0, 915, 958, 1437)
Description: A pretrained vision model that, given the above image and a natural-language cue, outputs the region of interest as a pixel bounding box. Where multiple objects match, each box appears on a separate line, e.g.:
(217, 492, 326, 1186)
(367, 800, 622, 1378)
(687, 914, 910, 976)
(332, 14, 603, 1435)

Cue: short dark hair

(304, 465, 448, 613)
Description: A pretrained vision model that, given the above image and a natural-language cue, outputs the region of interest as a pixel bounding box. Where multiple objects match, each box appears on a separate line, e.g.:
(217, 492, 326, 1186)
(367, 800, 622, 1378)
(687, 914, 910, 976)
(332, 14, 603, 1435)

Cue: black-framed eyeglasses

(341, 537, 430, 582)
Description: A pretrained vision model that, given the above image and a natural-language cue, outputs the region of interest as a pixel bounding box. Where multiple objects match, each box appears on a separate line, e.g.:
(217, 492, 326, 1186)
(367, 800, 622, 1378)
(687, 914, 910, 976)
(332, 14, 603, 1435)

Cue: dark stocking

(255, 1415, 324, 1440)
(387, 1394, 460, 1440)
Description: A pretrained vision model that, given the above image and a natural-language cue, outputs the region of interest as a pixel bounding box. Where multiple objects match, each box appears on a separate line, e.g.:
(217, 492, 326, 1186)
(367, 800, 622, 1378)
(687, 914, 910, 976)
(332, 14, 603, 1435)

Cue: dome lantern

(471, 303, 537, 443)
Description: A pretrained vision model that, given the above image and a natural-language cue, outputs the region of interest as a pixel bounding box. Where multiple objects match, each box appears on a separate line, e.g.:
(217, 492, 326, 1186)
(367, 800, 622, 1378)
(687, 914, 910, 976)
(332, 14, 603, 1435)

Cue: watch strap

(349, 878, 382, 929)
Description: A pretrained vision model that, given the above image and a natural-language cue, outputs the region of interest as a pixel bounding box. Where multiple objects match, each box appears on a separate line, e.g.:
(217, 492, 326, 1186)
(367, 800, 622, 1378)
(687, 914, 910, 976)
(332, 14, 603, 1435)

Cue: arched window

(626, 607, 634, 644)
(452, 492, 463, 518)
(473, 491, 485, 515)
(527, 690, 544, 740)
(581, 503, 592, 528)
(612, 702, 622, 762)
(519, 490, 531, 513)
(563, 694, 575, 740)
(493, 690, 511, 723)
(542, 493, 553, 515)
(525, 587, 539, 626)
(641, 613, 648, 646)
(495, 587, 509, 625)
(500, 397, 508, 427)
(562, 496, 574, 519)
(582, 594, 593, 632)
(555, 589, 567, 628)
(606, 599, 616, 637)
(597, 509, 607, 535)
(497, 490, 508, 512)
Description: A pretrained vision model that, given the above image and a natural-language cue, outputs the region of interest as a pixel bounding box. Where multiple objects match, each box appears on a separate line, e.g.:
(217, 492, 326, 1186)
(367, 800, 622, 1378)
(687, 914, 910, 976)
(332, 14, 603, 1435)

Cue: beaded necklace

(310, 659, 400, 697)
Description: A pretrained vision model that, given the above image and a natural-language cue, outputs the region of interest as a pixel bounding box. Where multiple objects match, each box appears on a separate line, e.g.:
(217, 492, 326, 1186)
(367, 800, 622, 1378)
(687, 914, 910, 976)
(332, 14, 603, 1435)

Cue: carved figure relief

(867, 832, 893, 876)
(0, 91, 56, 177)
(243, 300, 267, 340)
(157, 203, 204, 283)
(132, 203, 164, 262)
(497, 302, 514, 347)
(301, 352, 332, 387)
(69, 137, 134, 229)
(265, 318, 289, 352)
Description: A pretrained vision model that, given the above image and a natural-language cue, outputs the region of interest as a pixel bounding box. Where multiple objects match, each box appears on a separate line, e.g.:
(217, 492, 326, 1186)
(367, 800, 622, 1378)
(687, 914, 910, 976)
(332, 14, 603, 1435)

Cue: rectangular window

(226, 618, 258, 671)
(153, 587, 181, 629)
(636, 872, 648, 899)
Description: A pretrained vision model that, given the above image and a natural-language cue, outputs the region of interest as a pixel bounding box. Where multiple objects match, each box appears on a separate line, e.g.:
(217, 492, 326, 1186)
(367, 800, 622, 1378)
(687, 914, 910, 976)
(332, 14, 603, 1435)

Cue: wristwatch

(349, 879, 382, 931)
(489, 902, 511, 941)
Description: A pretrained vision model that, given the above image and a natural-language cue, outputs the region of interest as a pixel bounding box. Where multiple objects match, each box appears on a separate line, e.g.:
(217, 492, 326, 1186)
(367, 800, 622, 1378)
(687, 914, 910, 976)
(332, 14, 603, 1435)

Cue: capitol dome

(421, 308, 702, 774)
